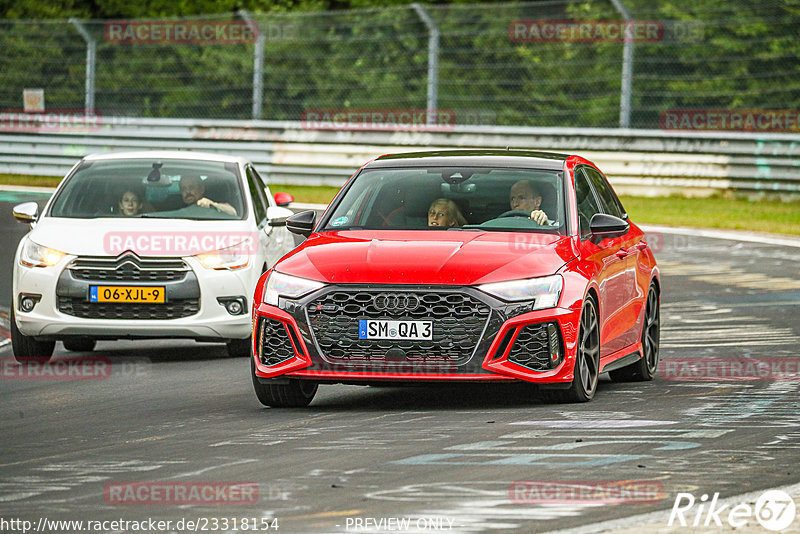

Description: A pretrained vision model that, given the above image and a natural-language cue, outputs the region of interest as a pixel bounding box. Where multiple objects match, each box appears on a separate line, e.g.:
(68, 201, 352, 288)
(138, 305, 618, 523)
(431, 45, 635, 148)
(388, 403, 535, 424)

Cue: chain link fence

(1, 0, 798, 129)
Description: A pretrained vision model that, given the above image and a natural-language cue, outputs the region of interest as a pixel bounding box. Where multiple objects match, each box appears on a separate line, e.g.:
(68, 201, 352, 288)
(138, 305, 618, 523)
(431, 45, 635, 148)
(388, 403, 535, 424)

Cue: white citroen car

(11, 151, 296, 361)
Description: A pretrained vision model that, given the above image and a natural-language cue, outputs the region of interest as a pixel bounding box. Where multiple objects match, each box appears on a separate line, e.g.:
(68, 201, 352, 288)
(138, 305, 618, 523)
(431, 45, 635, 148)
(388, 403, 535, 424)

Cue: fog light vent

(217, 296, 247, 316)
(18, 294, 41, 313)
(507, 322, 562, 371)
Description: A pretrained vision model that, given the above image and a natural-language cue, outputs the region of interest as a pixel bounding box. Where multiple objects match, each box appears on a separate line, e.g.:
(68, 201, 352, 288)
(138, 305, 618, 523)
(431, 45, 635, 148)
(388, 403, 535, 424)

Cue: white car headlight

(478, 274, 563, 309)
(195, 244, 250, 270)
(265, 271, 325, 306)
(20, 238, 66, 268)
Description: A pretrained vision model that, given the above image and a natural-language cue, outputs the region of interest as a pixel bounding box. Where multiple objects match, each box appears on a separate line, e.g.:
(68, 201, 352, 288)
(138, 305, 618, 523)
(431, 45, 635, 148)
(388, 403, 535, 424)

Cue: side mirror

(286, 210, 316, 237)
(273, 192, 294, 207)
(266, 205, 293, 227)
(13, 202, 39, 223)
(589, 213, 628, 242)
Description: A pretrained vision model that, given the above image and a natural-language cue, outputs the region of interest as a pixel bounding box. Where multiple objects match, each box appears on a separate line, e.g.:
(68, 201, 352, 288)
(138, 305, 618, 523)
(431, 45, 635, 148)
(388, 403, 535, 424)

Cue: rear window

(48, 158, 245, 220)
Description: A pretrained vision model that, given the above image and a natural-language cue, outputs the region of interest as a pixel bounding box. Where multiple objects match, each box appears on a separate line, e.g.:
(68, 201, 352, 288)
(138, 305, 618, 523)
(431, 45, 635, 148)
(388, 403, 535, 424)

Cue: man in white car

(179, 174, 237, 216)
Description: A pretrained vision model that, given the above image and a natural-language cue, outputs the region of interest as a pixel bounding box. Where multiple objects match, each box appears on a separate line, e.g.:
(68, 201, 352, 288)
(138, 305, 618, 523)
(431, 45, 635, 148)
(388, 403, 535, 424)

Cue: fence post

(411, 3, 439, 126)
(609, 0, 633, 128)
(69, 18, 96, 113)
(239, 10, 264, 120)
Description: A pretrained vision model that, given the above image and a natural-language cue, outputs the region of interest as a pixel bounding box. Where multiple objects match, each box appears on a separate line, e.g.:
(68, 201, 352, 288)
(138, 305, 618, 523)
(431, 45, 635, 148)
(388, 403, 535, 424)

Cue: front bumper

(252, 285, 581, 384)
(13, 255, 255, 341)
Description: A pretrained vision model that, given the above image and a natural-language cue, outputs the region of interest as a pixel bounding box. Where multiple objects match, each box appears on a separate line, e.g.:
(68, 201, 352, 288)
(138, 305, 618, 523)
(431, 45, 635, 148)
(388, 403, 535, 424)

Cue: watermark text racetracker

(661, 109, 800, 133)
(301, 108, 456, 131)
(509, 480, 664, 504)
(509, 19, 703, 43)
(104, 481, 258, 505)
(1, 357, 149, 381)
(659, 357, 800, 382)
(104, 20, 259, 44)
(103, 231, 259, 256)
(0, 109, 133, 133)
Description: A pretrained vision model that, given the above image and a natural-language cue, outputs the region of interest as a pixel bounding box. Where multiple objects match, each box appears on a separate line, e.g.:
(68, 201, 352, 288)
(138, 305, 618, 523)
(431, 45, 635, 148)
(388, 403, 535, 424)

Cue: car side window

(245, 166, 269, 226)
(575, 168, 602, 239)
(584, 167, 627, 220)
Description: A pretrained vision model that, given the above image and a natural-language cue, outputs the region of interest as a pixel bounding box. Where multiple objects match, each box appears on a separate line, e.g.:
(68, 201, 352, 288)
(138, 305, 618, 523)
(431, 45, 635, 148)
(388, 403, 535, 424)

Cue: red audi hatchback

(250, 150, 660, 406)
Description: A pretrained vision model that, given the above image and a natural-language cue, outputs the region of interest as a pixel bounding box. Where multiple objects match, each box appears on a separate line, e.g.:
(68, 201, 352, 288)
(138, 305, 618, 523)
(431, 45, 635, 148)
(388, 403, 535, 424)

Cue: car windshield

(321, 166, 566, 234)
(48, 158, 245, 220)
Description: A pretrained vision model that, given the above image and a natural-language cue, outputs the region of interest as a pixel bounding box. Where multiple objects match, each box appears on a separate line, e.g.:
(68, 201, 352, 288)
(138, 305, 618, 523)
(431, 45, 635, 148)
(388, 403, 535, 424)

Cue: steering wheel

(498, 209, 532, 218)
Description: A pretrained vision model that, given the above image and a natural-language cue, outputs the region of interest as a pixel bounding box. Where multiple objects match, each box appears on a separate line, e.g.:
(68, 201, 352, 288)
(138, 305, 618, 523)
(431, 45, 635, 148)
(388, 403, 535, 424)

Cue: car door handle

(616, 248, 632, 258)
(617, 242, 647, 258)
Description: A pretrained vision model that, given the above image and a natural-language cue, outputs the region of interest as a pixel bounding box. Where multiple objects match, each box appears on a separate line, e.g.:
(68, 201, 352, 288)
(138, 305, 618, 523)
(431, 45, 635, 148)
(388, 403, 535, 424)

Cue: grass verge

(271, 183, 342, 205)
(619, 195, 800, 236)
(0, 173, 62, 187)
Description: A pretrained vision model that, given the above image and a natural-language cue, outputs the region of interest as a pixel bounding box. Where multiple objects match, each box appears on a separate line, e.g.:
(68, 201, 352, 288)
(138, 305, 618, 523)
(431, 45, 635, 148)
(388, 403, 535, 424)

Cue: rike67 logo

(669, 490, 797, 531)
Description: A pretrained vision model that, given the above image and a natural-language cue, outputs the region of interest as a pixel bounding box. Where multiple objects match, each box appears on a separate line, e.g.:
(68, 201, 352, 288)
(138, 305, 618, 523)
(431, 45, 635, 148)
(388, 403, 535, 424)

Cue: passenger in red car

(509, 180, 550, 224)
(428, 198, 467, 227)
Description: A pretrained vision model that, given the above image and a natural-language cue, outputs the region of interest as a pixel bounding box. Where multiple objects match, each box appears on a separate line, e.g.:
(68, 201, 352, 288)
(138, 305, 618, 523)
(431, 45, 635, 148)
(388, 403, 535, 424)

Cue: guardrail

(1, 117, 799, 194)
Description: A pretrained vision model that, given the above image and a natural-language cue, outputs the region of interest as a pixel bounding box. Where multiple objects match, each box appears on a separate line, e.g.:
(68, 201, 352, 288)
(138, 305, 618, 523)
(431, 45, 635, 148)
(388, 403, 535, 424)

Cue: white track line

(641, 224, 800, 248)
(289, 202, 329, 210)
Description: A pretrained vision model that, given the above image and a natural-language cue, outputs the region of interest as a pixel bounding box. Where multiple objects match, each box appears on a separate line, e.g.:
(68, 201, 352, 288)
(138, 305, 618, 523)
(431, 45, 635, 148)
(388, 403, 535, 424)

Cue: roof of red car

(369, 149, 568, 170)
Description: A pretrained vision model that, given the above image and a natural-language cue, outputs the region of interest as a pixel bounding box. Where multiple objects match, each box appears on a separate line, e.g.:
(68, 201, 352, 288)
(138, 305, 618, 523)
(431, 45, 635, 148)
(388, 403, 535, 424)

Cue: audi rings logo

(373, 293, 420, 312)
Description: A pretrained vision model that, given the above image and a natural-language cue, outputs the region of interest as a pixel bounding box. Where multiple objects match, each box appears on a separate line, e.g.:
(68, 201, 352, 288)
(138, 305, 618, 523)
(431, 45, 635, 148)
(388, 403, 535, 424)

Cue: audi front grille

(305, 288, 492, 363)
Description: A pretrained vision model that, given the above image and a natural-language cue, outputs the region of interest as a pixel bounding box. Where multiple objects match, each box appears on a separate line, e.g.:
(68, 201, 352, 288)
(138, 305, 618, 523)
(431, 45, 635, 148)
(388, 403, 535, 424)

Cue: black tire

(10, 306, 54, 363)
(226, 337, 252, 358)
(251, 358, 317, 407)
(542, 295, 600, 403)
(609, 283, 660, 382)
(62, 338, 96, 352)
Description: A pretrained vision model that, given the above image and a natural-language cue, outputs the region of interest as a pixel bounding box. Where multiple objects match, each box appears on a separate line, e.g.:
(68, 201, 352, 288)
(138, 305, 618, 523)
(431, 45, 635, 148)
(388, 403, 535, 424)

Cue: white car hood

(28, 217, 255, 257)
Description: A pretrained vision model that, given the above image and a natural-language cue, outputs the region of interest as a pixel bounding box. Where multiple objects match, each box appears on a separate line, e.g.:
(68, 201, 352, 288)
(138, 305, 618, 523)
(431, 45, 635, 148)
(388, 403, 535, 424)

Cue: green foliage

(0, 1, 798, 128)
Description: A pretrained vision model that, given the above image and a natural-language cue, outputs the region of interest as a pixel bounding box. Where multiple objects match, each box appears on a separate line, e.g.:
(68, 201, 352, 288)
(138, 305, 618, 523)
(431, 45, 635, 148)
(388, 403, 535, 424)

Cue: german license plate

(358, 320, 432, 340)
(90, 286, 166, 304)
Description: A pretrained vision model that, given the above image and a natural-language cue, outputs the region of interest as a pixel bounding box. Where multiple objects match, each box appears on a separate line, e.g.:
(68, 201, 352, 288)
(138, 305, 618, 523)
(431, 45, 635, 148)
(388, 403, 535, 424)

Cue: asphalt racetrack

(1, 191, 799, 533)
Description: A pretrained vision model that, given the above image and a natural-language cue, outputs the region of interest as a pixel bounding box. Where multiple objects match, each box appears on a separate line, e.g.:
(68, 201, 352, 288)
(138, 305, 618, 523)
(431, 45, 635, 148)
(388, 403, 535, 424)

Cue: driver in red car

(509, 180, 550, 225)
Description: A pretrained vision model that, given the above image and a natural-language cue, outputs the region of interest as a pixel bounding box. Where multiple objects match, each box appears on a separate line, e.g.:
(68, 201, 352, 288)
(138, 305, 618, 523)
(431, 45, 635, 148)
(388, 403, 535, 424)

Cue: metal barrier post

(239, 10, 265, 120)
(610, 0, 633, 129)
(412, 3, 439, 126)
(69, 18, 96, 114)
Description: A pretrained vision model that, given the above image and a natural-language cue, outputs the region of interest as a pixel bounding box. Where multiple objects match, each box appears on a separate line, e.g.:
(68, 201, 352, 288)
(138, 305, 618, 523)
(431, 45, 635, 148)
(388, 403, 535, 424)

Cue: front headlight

(195, 244, 250, 270)
(265, 271, 325, 306)
(20, 238, 66, 268)
(478, 274, 563, 309)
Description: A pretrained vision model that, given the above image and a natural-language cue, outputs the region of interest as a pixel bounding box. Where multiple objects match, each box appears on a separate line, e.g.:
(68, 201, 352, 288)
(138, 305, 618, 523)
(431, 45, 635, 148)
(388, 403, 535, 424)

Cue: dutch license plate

(358, 319, 432, 340)
(89, 286, 166, 304)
